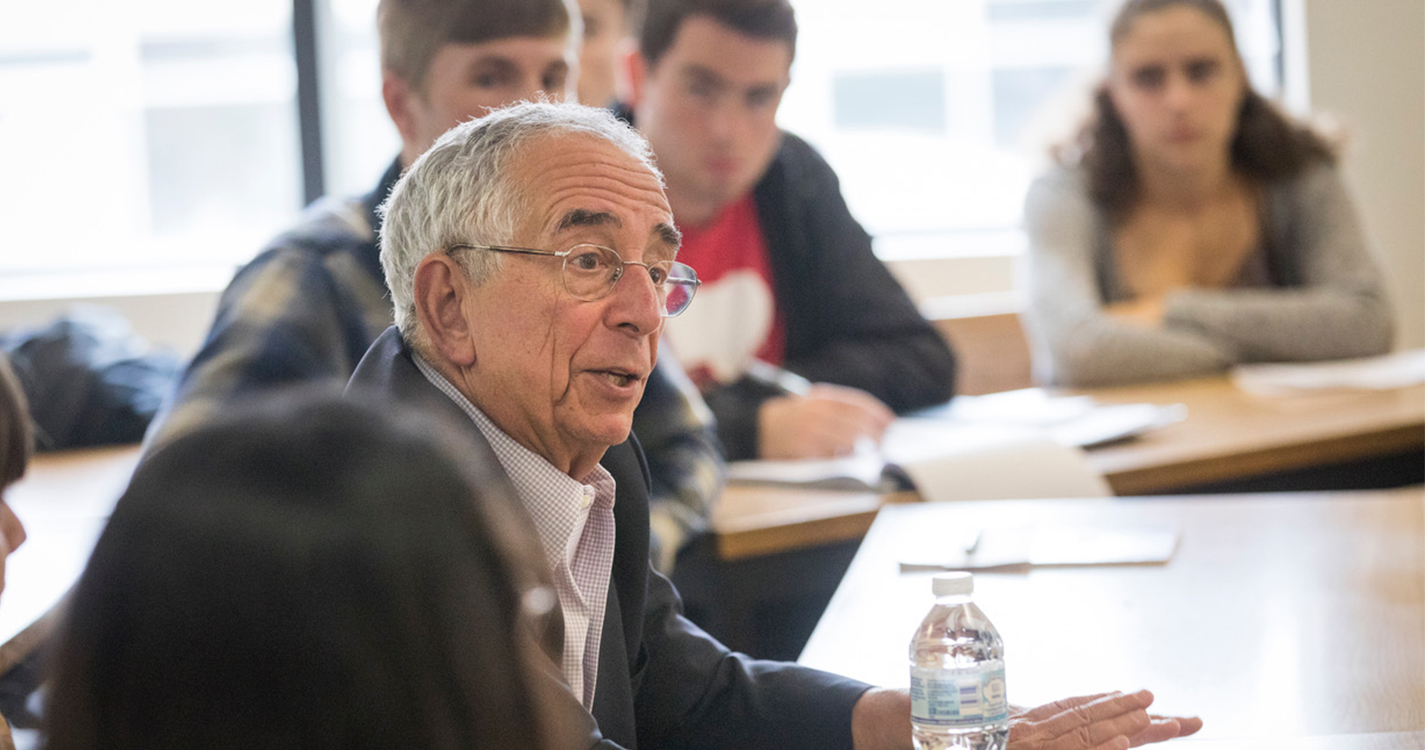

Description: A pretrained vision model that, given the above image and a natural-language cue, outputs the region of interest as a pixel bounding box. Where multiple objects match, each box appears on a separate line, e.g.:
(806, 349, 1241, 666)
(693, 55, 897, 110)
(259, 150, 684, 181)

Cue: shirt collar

(410, 353, 616, 571)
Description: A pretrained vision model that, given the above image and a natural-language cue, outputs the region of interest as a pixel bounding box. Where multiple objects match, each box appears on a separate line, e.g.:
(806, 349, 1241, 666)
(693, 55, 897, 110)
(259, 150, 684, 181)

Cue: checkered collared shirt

(415, 355, 615, 709)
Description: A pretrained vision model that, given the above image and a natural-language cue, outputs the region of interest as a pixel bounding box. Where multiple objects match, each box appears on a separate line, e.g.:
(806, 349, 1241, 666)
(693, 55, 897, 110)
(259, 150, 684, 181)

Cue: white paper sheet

(945, 389, 1187, 447)
(885, 421, 1111, 502)
(728, 420, 1112, 501)
(1232, 349, 1425, 396)
(899, 524, 1180, 571)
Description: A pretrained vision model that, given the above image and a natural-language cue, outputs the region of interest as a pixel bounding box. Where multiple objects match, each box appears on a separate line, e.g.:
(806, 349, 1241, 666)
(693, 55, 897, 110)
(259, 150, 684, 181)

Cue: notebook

(726, 420, 1112, 502)
(935, 389, 1187, 449)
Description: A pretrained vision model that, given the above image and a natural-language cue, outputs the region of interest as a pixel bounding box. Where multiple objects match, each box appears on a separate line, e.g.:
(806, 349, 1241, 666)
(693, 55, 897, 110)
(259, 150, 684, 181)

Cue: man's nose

(606, 265, 664, 336)
(706, 102, 737, 142)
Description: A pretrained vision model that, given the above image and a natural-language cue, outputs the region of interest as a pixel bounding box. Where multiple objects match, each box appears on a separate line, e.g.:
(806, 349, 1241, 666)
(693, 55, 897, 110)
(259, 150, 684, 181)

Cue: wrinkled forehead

(511, 132, 677, 251)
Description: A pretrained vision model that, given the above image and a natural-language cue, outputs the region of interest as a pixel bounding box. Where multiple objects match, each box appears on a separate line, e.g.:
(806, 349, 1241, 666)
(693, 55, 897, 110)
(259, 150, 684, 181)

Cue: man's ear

(623, 48, 648, 108)
(382, 71, 422, 153)
(413, 254, 478, 367)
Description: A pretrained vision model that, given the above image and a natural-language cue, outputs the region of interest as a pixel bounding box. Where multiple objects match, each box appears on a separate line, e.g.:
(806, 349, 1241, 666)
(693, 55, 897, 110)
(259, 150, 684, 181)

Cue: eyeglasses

(447, 243, 700, 317)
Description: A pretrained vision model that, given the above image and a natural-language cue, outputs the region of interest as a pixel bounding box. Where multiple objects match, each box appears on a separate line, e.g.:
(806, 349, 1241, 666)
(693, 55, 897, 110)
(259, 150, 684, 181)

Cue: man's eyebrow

(654, 222, 682, 250)
(682, 64, 727, 87)
(466, 56, 516, 73)
(556, 209, 621, 233)
(748, 81, 784, 98)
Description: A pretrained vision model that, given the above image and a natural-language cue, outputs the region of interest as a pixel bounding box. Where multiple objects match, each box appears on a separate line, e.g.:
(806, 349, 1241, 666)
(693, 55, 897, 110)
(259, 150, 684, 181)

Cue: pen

(964, 529, 984, 556)
(744, 358, 812, 397)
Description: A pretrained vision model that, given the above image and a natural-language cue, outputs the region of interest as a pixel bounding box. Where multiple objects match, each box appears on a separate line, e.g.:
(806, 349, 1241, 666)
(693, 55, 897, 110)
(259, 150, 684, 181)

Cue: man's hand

(1008, 691, 1202, 750)
(757, 383, 895, 459)
(850, 688, 1202, 750)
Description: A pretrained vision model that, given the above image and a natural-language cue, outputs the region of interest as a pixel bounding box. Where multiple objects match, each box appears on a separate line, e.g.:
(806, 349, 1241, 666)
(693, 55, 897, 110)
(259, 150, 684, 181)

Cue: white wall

(1297, 0, 1425, 348)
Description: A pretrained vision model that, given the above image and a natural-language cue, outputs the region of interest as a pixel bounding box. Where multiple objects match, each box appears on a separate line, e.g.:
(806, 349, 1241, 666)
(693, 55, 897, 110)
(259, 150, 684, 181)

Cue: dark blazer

(347, 328, 871, 749)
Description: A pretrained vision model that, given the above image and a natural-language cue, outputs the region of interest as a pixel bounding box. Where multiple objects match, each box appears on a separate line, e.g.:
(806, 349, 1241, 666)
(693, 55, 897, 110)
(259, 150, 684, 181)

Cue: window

(318, 0, 400, 198)
(0, 0, 300, 290)
(777, 0, 1282, 262)
(2, 0, 1281, 295)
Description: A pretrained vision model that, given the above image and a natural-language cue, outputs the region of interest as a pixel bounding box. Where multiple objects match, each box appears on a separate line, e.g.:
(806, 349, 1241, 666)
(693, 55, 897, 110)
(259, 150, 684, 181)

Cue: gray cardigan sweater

(1022, 162, 1394, 386)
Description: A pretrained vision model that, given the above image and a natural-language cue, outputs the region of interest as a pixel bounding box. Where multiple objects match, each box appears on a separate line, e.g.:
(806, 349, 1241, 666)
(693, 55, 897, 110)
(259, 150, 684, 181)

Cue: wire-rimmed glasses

(447, 243, 700, 317)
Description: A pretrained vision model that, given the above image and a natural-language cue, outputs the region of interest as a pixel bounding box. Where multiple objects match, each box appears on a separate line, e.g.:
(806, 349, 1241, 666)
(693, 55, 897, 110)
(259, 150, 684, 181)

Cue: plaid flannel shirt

(148, 160, 723, 571)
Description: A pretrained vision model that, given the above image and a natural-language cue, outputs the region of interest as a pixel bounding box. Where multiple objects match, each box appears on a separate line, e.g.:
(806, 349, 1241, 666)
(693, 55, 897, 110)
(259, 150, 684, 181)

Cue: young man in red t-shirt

(622, 0, 958, 461)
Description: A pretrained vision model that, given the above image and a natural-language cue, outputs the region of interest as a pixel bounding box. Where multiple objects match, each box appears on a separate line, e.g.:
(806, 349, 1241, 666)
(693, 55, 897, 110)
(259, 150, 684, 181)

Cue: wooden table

(710, 379, 1425, 561)
(798, 488, 1425, 741)
(0, 445, 140, 673)
(1078, 378, 1425, 495)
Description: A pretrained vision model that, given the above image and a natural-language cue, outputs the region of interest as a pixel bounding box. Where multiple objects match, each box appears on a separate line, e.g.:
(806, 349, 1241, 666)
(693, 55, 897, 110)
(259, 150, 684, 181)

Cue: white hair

(378, 100, 664, 342)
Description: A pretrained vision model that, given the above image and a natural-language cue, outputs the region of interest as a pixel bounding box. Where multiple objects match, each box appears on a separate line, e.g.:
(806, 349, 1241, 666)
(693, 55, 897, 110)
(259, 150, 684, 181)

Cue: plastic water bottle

(909, 572, 1009, 750)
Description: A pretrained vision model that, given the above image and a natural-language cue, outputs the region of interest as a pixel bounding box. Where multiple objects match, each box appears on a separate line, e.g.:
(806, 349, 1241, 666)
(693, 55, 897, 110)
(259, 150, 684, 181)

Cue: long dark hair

(0, 354, 31, 490)
(44, 393, 560, 750)
(1064, 0, 1335, 214)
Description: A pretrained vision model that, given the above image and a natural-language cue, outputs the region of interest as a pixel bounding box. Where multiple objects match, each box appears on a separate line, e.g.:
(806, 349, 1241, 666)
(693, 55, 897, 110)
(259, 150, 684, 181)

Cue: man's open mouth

(597, 370, 639, 388)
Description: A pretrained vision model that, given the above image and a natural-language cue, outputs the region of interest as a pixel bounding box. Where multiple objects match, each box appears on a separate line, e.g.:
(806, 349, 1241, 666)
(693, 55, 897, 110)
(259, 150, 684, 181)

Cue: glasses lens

(662, 263, 699, 317)
(562, 245, 621, 300)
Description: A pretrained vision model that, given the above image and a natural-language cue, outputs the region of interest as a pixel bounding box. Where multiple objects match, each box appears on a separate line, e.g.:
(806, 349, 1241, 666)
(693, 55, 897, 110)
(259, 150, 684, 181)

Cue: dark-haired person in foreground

(149, 0, 721, 574)
(43, 394, 588, 750)
(1023, 0, 1393, 386)
(0, 355, 30, 596)
(621, 0, 957, 461)
(0, 355, 31, 750)
(348, 99, 1201, 750)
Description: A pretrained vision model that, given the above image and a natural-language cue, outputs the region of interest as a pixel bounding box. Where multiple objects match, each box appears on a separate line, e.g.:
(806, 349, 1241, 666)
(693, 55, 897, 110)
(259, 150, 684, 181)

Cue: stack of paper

(898, 524, 1180, 572)
(727, 421, 1111, 501)
(944, 389, 1186, 448)
(1231, 350, 1425, 396)
(725, 388, 1192, 499)
(882, 421, 1111, 502)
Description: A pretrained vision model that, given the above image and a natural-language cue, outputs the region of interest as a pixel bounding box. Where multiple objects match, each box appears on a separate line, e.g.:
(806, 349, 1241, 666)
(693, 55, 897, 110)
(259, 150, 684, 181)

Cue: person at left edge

(145, 0, 722, 573)
(0, 355, 30, 749)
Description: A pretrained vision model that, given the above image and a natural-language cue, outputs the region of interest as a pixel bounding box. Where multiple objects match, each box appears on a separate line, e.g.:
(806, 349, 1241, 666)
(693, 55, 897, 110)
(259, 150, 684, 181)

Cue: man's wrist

(850, 687, 911, 750)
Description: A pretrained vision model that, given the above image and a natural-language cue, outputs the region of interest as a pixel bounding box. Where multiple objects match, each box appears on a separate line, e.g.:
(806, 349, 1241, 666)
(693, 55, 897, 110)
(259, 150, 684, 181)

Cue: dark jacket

(346, 328, 871, 749)
(705, 133, 958, 458)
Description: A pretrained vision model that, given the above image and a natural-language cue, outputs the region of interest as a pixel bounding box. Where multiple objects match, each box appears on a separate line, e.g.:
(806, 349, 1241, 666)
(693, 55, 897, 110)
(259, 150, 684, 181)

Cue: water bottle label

(910, 661, 1008, 728)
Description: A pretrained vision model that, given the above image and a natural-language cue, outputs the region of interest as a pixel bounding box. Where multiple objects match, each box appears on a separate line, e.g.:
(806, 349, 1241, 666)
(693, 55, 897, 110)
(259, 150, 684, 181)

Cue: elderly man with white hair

(347, 101, 1202, 750)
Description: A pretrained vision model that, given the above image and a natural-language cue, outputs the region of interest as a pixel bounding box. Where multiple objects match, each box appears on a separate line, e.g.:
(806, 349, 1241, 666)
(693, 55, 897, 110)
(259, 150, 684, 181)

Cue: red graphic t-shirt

(663, 194, 785, 392)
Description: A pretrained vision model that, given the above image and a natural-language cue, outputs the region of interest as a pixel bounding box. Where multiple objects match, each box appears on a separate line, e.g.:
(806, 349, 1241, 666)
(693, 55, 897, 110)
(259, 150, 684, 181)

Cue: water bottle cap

(932, 572, 973, 596)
